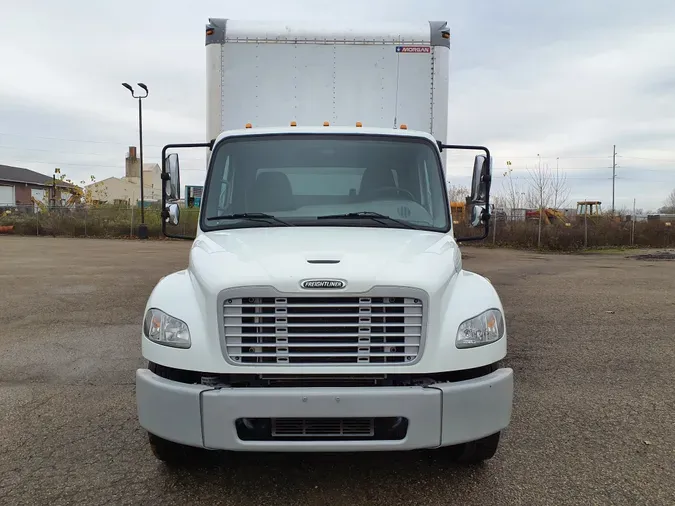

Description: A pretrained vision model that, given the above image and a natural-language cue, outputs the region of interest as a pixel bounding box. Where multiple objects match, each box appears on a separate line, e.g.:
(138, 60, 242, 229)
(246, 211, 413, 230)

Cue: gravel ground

(0, 237, 673, 506)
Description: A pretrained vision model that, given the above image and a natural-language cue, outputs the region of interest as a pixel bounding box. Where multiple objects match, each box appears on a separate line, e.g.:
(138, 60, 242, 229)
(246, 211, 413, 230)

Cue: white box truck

(137, 18, 513, 466)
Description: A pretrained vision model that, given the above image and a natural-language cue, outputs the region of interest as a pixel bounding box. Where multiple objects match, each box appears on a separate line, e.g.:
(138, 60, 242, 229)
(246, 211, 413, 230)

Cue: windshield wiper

(316, 211, 416, 229)
(206, 213, 294, 226)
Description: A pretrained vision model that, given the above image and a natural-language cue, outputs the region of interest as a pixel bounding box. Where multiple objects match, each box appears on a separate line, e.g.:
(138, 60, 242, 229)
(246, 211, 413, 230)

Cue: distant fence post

(492, 214, 497, 244)
(84, 207, 88, 237)
(130, 205, 134, 238)
(36, 209, 39, 236)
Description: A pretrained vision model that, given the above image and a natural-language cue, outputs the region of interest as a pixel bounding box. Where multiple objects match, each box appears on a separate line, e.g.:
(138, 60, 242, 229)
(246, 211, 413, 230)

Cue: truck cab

(136, 18, 513, 467)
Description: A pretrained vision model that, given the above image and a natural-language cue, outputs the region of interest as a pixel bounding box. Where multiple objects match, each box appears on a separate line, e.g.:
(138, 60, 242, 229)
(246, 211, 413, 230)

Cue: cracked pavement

(0, 237, 673, 505)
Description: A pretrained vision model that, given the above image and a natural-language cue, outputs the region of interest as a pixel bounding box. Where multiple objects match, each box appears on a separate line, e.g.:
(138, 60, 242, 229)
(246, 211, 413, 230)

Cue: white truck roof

(205, 19, 450, 144)
(206, 19, 449, 45)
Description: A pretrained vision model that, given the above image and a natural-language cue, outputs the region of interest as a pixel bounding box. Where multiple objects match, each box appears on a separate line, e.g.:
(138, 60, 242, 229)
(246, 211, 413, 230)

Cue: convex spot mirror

(165, 203, 180, 226)
(469, 204, 486, 228)
(164, 153, 181, 201)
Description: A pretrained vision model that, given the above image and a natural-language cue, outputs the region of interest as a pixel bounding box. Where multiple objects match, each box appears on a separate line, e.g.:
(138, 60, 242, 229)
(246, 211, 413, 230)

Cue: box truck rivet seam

(137, 18, 513, 467)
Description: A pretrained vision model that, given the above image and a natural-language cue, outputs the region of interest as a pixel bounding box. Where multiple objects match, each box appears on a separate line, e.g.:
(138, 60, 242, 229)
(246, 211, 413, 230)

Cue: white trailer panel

(205, 19, 450, 143)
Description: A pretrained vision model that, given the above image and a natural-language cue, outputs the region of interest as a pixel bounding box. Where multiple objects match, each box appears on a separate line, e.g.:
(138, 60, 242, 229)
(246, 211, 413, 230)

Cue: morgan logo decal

(300, 279, 347, 289)
(396, 46, 431, 53)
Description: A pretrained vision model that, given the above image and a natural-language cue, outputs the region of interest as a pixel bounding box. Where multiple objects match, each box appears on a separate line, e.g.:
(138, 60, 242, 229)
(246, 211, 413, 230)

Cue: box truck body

(136, 18, 513, 467)
(205, 19, 448, 147)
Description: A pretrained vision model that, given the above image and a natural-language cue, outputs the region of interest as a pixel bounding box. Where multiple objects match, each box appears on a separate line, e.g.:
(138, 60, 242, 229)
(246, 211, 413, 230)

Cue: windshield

(200, 134, 450, 232)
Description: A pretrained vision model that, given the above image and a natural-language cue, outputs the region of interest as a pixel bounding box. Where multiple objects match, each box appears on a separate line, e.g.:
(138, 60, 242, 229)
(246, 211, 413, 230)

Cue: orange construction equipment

(450, 201, 466, 224)
(525, 208, 571, 226)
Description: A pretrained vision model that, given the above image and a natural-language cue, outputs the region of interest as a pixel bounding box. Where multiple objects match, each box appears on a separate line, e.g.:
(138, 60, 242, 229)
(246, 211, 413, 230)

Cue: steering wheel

(367, 186, 416, 201)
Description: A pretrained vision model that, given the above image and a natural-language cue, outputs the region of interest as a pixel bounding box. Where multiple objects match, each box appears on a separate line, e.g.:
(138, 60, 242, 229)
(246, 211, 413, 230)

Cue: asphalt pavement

(0, 237, 673, 506)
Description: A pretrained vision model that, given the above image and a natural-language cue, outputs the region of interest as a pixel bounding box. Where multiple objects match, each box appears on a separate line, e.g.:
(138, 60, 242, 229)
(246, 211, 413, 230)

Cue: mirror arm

(439, 143, 491, 161)
(456, 212, 490, 243)
(161, 141, 213, 241)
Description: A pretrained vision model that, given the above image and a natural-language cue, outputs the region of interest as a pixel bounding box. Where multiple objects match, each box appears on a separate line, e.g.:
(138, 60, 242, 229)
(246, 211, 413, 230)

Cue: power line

(2, 132, 675, 163)
(0, 131, 196, 149)
(0, 144, 206, 161)
(0, 158, 205, 171)
(620, 156, 675, 163)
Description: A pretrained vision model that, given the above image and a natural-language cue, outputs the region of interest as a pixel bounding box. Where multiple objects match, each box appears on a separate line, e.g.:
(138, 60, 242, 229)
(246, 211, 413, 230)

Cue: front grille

(223, 295, 424, 365)
(272, 418, 374, 438)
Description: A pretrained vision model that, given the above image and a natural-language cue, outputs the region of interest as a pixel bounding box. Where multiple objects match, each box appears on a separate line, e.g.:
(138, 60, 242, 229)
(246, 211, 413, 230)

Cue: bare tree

(658, 188, 675, 213)
(500, 167, 527, 210)
(549, 165, 571, 209)
(526, 163, 555, 249)
(525, 163, 553, 210)
(491, 193, 508, 210)
(447, 184, 469, 203)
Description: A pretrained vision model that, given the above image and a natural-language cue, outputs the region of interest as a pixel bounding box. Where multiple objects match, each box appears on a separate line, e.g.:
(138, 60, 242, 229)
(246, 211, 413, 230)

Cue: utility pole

(612, 145, 617, 215)
(537, 153, 542, 249)
(584, 197, 588, 248)
(538, 185, 543, 249)
(631, 198, 636, 246)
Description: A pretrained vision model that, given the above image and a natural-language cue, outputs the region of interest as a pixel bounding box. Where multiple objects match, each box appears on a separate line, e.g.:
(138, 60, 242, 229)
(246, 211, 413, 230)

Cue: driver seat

(358, 167, 396, 201)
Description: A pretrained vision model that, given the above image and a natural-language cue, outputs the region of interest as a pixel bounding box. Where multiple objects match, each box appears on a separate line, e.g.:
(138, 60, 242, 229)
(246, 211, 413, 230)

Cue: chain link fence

(1, 204, 673, 250)
(454, 213, 675, 250)
(0, 204, 201, 238)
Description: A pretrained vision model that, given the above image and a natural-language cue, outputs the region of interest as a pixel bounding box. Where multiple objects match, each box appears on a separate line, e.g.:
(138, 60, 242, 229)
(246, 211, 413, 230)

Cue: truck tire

(146, 361, 201, 467)
(454, 432, 501, 465)
(148, 433, 193, 467)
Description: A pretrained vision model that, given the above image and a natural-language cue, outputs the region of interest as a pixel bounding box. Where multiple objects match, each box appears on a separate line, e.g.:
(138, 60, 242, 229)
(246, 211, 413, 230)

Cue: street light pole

(122, 82, 149, 239)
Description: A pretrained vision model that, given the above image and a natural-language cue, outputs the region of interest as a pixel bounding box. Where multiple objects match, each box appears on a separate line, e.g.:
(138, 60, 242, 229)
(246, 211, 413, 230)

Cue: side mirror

(165, 203, 180, 226)
(470, 154, 490, 204)
(438, 143, 492, 242)
(164, 153, 181, 201)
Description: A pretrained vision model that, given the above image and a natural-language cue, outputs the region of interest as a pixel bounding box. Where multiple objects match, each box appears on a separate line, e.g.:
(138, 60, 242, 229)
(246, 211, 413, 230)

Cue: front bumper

(136, 367, 513, 452)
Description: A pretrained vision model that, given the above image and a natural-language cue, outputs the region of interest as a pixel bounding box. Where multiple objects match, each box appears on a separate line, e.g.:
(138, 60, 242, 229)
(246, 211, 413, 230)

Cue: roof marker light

(400, 124, 408, 130)
(245, 123, 252, 129)
(323, 121, 330, 126)
(290, 121, 297, 127)
(356, 122, 363, 127)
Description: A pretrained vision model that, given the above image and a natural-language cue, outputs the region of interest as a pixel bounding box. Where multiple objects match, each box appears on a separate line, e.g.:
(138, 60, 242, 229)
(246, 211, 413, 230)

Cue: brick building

(0, 164, 74, 207)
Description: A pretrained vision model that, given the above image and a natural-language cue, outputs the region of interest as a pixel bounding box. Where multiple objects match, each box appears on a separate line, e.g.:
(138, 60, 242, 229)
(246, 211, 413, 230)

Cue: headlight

(456, 309, 505, 349)
(143, 308, 191, 349)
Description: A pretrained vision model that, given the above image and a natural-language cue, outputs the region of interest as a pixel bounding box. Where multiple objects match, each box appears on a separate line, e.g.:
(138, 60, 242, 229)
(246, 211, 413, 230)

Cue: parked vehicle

(136, 18, 513, 466)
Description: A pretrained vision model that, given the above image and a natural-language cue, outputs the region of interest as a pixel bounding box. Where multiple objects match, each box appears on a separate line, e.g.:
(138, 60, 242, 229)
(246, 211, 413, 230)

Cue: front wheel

(148, 433, 194, 467)
(453, 432, 501, 465)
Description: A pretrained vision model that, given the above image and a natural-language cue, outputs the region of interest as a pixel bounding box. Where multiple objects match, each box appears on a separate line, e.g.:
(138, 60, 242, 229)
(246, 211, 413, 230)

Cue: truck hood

(188, 227, 462, 295)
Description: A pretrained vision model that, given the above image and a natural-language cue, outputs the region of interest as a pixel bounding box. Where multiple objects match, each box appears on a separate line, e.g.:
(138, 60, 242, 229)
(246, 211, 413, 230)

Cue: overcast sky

(1, 0, 674, 211)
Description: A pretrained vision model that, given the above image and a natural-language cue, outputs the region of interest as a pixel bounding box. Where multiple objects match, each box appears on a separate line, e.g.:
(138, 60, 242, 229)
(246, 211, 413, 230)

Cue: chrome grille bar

(223, 295, 424, 365)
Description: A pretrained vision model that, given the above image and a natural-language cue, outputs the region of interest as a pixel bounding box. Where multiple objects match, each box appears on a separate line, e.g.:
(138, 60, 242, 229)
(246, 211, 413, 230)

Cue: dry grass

(0, 205, 200, 238)
(2, 207, 674, 250)
(456, 218, 674, 251)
